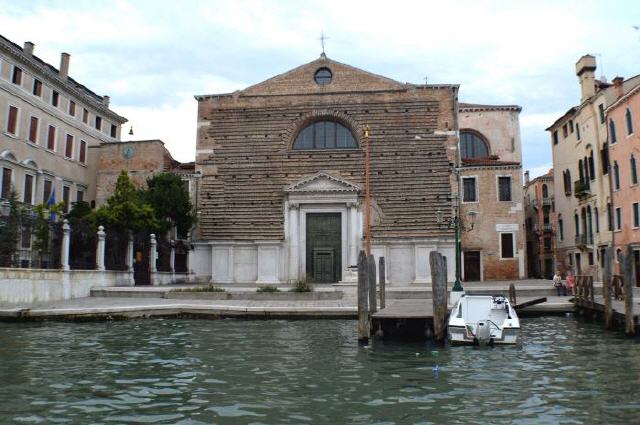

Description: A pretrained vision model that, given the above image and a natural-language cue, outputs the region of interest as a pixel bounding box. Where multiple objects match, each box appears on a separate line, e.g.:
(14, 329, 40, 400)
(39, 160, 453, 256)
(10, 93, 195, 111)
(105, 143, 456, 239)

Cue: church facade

(190, 55, 460, 285)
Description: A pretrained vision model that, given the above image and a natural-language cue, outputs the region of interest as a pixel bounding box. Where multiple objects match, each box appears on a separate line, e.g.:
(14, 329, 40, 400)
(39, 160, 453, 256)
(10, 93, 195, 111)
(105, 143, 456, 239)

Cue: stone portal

(306, 213, 342, 283)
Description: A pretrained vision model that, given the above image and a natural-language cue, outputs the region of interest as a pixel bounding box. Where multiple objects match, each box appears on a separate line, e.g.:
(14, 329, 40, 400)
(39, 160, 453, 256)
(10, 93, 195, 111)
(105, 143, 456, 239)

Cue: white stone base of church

(190, 239, 455, 286)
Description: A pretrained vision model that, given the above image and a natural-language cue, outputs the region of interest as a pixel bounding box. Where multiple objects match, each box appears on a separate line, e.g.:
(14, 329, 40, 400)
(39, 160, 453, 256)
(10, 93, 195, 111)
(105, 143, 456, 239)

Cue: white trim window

(28, 115, 39, 144)
(497, 175, 512, 202)
(633, 202, 640, 229)
(615, 207, 622, 231)
(462, 176, 478, 203)
(23, 173, 35, 204)
(499, 232, 515, 259)
(64, 134, 74, 159)
(46, 125, 57, 151)
(1, 167, 13, 199)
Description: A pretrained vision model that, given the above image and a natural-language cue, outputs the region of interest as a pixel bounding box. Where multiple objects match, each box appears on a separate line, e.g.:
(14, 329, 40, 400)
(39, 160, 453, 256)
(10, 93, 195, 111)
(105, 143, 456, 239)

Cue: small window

(626, 108, 634, 135)
(47, 125, 56, 150)
(588, 251, 594, 266)
(576, 123, 581, 140)
(615, 207, 622, 230)
(569, 120, 574, 133)
(553, 130, 559, 145)
(631, 155, 638, 185)
(293, 120, 356, 149)
(1, 168, 13, 199)
(542, 184, 548, 199)
(65, 134, 74, 159)
(314, 67, 332, 85)
(23, 174, 34, 204)
(43, 180, 52, 204)
(32, 79, 42, 96)
(76, 189, 84, 203)
(21, 224, 32, 249)
(634, 203, 640, 228)
(462, 177, 477, 202)
(595, 207, 599, 233)
(562, 124, 568, 138)
(110, 124, 117, 138)
(28, 116, 39, 143)
(588, 151, 595, 181)
(7, 106, 18, 135)
(614, 161, 620, 190)
(558, 216, 564, 240)
(52, 91, 59, 107)
(62, 186, 70, 213)
(610, 119, 617, 144)
(95, 116, 102, 131)
(82, 108, 89, 124)
(607, 203, 613, 231)
(79, 140, 87, 164)
(11, 66, 22, 85)
(598, 104, 605, 124)
(460, 131, 489, 158)
(498, 176, 512, 201)
(68, 100, 76, 117)
(500, 233, 515, 259)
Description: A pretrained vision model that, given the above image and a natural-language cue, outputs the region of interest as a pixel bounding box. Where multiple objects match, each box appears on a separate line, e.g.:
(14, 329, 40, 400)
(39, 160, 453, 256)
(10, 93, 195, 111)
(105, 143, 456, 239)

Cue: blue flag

(47, 186, 56, 221)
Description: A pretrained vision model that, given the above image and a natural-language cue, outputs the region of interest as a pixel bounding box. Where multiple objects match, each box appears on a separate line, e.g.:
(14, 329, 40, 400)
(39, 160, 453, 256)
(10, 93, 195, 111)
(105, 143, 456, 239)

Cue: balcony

(574, 180, 591, 199)
(531, 199, 539, 209)
(541, 197, 553, 207)
(575, 233, 593, 249)
(533, 223, 554, 234)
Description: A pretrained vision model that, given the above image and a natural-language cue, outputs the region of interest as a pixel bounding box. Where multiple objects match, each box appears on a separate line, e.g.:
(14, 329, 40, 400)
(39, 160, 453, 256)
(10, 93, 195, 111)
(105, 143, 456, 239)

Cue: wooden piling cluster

(357, 250, 386, 342)
(574, 245, 636, 335)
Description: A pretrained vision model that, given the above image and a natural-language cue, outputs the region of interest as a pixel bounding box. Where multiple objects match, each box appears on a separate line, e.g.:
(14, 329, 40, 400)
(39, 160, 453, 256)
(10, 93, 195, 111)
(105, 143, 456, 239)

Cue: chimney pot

(524, 171, 530, 185)
(103, 95, 110, 107)
(613, 76, 624, 98)
(59, 52, 71, 80)
(23, 42, 34, 56)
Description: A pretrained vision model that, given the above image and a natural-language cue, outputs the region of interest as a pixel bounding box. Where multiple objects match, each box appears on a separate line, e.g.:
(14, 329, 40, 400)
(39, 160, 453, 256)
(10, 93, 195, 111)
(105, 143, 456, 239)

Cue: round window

(314, 67, 332, 85)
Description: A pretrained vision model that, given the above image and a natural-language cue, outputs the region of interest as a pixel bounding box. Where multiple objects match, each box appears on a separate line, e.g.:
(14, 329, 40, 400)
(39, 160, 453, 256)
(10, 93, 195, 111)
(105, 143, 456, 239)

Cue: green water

(0, 317, 639, 424)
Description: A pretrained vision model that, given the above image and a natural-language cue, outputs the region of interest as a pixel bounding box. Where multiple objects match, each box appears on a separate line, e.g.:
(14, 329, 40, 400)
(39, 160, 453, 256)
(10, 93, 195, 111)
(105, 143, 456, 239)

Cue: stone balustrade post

(96, 225, 106, 271)
(150, 233, 157, 272)
(61, 219, 70, 271)
(170, 240, 175, 272)
(186, 232, 194, 276)
(126, 232, 134, 272)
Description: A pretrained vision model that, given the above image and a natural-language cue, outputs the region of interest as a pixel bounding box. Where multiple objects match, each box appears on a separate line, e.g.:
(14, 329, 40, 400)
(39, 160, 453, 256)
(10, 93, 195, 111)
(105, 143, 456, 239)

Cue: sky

(1, 0, 639, 177)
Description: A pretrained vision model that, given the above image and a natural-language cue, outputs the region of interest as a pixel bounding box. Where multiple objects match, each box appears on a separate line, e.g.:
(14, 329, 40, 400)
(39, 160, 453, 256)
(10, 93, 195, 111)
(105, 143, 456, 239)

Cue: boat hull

(448, 325, 520, 345)
(447, 295, 520, 345)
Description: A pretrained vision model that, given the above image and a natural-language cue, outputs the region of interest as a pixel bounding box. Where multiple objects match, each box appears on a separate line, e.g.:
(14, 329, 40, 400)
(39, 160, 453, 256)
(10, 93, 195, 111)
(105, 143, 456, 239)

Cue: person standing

(565, 271, 575, 296)
(552, 270, 566, 296)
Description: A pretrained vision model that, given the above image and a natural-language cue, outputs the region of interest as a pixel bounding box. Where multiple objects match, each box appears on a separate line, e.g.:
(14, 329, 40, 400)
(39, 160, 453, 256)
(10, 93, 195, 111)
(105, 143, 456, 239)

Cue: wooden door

(463, 251, 481, 281)
(635, 251, 640, 287)
(306, 213, 341, 283)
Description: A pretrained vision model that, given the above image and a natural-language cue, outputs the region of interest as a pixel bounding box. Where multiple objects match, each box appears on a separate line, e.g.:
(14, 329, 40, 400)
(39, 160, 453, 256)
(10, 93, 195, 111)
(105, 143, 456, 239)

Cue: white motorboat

(447, 294, 520, 345)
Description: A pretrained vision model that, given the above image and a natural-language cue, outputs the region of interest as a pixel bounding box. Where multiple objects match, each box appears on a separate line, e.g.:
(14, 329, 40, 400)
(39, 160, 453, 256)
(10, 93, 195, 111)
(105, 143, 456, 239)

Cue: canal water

(1, 316, 639, 424)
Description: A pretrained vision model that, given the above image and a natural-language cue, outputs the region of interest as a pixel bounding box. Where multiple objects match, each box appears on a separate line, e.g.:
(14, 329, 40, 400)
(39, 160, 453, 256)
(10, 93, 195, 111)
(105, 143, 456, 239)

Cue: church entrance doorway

(306, 213, 342, 283)
(463, 251, 481, 281)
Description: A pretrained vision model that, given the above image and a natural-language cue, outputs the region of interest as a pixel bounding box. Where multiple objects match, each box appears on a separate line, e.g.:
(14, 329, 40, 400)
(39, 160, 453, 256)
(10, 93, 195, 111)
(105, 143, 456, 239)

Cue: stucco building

(458, 103, 525, 281)
(548, 55, 640, 279)
(192, 55, 461, 285)
(606, 76, 640, 282)
(523, 169, 556, 279)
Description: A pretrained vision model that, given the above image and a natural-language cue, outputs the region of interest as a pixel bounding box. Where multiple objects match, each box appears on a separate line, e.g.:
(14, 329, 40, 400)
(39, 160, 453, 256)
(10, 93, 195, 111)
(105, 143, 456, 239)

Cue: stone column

(186, 232, 194, 276)
(288, 202, 299, 281)
(348, 202, 358, 267)
(60, 219, 70, 271)
(170, 240, 175, 272)
(125, 232, 134, 272)
(150, 233, 157, 273)
(96, 225, 106, 271)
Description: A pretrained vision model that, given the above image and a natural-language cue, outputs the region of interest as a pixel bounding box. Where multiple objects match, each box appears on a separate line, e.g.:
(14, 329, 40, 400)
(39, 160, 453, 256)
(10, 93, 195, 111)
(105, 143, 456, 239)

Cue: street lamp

(436, 207, 478, 292)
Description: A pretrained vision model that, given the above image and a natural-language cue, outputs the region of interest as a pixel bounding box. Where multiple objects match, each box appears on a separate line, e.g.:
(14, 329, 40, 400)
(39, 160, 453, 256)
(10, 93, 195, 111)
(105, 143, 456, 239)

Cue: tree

(0, 190, 21, 267)
(143, 173, 195, 237)
(32, 202, 64, 266)
(94, 170, 159, 233)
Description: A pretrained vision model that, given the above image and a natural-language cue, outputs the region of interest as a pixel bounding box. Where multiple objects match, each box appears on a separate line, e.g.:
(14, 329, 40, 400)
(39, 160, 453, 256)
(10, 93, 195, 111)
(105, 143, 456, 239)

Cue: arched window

(626, 108, 634, 135)
(609, 119, 617, 144)
(460, 131, 489, 159)
(293, 120, 357, 150)
(631, 154, 638, 185)
(613, 161, 620, 190)
(542, 184, 548, 199)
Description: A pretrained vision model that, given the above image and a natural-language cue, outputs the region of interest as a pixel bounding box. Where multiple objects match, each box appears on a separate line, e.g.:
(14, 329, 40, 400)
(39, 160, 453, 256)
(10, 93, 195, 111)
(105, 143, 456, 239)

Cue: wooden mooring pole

(357, 250, 369, 342)
(603, 247, 613, 329)
(379, 257, 386, 310)
(429, 251, 448, 341)
(622, 245, 635, 335)
(367, 255, 377, 316)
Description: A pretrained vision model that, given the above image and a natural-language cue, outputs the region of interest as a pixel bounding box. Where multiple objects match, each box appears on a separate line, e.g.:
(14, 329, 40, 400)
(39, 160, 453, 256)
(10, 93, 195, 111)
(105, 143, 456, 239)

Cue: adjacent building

(606, 76, 640, 280)
(523, 169, 556, 279)
(548, 54, 640, 279)
(458, 103, 525, 281)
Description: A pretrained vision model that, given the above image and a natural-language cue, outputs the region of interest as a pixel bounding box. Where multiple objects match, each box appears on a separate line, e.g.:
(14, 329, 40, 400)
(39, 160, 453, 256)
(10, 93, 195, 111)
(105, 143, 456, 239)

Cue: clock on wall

(122, 146, 135, 160)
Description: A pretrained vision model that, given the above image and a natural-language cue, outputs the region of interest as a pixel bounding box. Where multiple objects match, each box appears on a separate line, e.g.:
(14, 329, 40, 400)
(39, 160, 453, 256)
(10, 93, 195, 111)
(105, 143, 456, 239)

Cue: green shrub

(257, 286, 280, 293)
(173, 284, 225, 293)
(290, 278, 312, 293)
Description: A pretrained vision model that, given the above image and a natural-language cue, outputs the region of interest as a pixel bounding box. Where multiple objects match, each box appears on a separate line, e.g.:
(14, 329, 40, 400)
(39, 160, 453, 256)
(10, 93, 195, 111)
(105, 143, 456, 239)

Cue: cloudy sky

(2, 0, 638, 176)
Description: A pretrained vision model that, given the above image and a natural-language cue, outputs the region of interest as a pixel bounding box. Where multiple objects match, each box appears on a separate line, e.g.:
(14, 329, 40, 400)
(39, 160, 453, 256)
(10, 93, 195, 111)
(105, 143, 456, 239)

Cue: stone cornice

(0, 41, 127, 124)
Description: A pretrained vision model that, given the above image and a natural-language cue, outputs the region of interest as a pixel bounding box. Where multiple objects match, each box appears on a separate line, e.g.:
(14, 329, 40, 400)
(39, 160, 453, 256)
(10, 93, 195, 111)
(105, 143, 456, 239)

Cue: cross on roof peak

(319, 31, 329, 56)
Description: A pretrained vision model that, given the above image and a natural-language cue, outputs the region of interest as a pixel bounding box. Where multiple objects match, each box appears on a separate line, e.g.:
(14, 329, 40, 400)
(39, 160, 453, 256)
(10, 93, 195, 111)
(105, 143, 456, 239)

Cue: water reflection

(0, 317, 639, 424)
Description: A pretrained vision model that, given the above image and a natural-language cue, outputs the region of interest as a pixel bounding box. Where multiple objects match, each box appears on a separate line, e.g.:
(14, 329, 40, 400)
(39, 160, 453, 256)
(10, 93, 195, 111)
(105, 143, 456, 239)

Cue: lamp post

(436, 207, 477, 292)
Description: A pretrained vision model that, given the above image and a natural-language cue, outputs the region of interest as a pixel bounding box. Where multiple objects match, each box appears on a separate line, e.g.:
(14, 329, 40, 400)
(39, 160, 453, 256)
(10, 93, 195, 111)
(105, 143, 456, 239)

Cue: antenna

(595, 53, 606, 82)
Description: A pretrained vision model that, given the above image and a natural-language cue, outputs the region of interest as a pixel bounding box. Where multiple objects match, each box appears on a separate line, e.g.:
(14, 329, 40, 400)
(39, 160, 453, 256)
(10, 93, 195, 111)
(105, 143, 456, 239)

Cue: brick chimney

(59, 52, 70, 80)
(613, 76, 624, 98)
(524, 170, 530, 185)
(23, 41, 34, 56)
(102, 95, 110, 107)
(575, 55, 597, 102)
